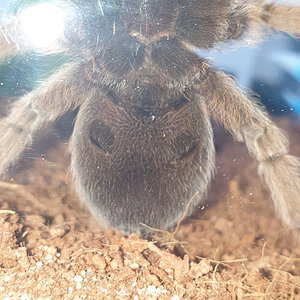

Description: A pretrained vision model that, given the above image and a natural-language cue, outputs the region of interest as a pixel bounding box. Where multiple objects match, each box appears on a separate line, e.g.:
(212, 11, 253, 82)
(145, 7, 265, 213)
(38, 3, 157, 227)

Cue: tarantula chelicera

(0, 0, 300, 235)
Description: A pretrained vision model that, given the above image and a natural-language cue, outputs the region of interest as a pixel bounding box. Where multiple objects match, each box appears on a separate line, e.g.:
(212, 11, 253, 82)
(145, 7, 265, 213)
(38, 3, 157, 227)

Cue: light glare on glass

(19, 3, 65, 50)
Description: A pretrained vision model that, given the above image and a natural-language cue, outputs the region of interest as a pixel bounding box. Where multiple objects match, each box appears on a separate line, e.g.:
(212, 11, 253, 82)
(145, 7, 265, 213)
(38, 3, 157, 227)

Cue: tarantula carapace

(0, 0, 300, 235)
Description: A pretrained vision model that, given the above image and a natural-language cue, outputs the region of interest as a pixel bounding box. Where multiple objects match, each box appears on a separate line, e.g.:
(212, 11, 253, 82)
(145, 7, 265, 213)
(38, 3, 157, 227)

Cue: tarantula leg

(202, 70, 300, 229)
(0, 21, 18, 59)
(0, 62, 85, 176)
(255, 2, 300, 36)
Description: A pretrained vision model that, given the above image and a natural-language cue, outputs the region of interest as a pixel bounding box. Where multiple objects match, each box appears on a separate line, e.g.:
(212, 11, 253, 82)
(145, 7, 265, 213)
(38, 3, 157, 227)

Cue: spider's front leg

(0, 62, 86, 176)
(0, 20, 18, 59)
(254, 1, 300, 35)
(201, 70, 300, 229)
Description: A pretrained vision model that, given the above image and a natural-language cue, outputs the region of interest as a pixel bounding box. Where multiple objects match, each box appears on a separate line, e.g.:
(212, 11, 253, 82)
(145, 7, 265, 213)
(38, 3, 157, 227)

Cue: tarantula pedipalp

(0, 0, 300, 235)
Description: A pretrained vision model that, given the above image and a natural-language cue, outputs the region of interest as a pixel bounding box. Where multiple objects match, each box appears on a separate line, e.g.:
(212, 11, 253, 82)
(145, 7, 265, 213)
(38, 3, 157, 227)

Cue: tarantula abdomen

(71, 88, 214, 234)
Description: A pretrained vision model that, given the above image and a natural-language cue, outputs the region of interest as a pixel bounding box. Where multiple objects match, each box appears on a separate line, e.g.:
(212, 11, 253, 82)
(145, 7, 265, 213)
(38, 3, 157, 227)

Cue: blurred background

(0, 0, 300, 120)
(205, 34, 300, 117)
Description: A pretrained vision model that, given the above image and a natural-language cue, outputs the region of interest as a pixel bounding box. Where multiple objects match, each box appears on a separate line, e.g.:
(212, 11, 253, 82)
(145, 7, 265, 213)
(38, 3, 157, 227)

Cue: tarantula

(0, 0, 300, 235)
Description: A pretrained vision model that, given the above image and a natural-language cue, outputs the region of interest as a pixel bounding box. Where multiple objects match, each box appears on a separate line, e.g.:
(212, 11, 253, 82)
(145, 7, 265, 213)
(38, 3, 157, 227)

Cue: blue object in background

(205, 35, 300, 118)
(272, 51, 300, 82)
(271, 51, 300, 115)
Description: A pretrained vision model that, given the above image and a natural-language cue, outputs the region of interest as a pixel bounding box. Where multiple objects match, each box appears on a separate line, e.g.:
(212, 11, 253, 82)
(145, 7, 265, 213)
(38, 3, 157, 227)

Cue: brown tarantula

(0, 0, 300, 235)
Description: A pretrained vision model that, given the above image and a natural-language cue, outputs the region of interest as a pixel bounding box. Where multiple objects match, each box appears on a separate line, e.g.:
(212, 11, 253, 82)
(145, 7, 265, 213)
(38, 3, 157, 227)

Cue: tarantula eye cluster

(0, 0, 299, 235)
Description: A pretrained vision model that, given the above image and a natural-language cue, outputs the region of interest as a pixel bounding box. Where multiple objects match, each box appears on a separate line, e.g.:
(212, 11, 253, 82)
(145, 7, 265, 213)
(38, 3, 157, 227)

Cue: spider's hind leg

(202, 70, 300, 230)
(0, 62, 85, 176)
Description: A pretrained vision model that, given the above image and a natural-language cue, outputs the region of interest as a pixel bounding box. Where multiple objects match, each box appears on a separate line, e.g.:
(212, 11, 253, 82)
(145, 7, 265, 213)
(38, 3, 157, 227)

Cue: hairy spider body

(72, 83, 214, 234)
(0, 0, 300, 235)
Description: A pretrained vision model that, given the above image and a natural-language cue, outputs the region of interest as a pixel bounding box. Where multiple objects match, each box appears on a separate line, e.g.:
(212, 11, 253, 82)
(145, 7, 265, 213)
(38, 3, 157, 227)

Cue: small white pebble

(171, 296, 180, 300)
(137, 289, 144, 295)
(36, 261, 43, 268)
(68, 287, 74, 293)
(100, 287, 108, 294)
(80, 270, 86, 277)
(110, 260, 118, 269)
(157, 286, 168, 294)
(73, 275, 83, 283)
(76, 282, 82, 290)
(131, 281, 137, 287)
(146, 285, 157, 294)
(58, 259, 65, 264)
(133, 296, 139, 300)
(117, 290, 129, 296)
(130, 262, 139, 269)
(86, 269, 93, 276)
(56, 253, 61, 257)
(45, 254, 53, 262)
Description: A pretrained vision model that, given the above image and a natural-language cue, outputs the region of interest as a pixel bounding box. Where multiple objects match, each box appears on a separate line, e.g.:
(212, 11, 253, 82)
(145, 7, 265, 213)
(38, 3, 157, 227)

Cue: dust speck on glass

(0, 0, 299, 236)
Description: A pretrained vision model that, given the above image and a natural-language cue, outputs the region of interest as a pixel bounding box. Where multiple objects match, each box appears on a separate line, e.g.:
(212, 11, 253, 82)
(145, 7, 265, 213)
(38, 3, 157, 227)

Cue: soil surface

(0, 118, 300, 299)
